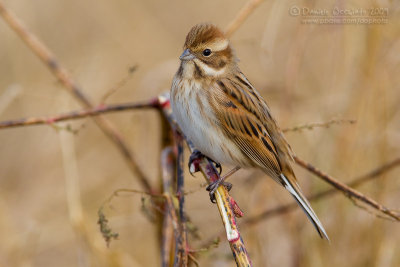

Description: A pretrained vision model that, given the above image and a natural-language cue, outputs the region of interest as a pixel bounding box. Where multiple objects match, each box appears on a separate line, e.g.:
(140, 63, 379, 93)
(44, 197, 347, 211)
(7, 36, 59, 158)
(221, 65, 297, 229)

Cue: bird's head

(178, 23, 236, 78)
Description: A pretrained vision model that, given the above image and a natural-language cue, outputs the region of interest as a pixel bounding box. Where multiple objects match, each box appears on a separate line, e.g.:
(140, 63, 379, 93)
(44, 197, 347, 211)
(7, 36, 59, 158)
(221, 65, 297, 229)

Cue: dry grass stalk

(225, 0, 264, 37)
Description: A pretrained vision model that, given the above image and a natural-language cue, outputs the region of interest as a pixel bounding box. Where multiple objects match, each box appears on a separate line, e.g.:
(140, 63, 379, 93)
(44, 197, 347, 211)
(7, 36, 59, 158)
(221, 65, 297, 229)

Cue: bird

(170, 23, 329, 240)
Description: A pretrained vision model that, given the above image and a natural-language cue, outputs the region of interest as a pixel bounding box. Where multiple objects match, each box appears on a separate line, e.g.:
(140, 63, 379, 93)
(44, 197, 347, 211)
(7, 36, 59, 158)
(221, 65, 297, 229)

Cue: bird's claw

(215, 162, 222, 175)
(188, 150, 203, 176)
(188, 150, 222, 176)
(206, 180, 233, 203)
(188, 150, 227, 203)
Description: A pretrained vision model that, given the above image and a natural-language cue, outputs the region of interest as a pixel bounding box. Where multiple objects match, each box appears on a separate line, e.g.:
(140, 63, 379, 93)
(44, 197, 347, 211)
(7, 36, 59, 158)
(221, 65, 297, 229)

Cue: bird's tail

(280, 173, 330, 241)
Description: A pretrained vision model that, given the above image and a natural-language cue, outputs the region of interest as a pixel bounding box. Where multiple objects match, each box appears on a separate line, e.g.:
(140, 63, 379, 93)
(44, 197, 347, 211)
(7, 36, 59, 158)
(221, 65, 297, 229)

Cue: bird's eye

(202, 49, 212, 57)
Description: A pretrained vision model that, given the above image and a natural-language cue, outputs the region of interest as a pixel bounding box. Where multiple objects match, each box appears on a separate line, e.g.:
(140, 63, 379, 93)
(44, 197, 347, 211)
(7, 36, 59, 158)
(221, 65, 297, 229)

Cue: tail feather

(280, 174, 330, 241)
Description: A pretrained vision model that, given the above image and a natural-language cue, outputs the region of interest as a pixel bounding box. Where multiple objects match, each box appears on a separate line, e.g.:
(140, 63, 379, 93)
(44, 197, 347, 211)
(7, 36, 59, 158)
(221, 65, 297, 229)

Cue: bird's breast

(171, 77, 248, 166)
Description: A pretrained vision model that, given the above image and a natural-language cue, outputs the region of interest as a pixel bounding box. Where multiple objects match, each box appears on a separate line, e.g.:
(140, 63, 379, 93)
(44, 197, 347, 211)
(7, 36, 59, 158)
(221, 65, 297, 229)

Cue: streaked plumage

(171, 23, 329, 239)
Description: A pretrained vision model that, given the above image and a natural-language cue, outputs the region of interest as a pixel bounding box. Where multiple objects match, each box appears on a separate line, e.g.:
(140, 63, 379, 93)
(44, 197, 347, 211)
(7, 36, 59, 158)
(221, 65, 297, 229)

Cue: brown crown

(184, 23, 226, 50)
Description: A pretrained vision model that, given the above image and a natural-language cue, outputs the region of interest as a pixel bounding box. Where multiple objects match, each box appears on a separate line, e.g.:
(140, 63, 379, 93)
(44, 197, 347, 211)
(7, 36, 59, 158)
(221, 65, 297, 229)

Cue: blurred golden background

(0, 0, 399, 266)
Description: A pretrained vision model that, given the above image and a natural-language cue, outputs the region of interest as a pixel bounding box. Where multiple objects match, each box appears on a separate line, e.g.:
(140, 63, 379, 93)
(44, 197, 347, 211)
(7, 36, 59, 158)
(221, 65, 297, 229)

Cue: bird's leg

(188, 149, 222, 176)
(206, 166, 241, 203)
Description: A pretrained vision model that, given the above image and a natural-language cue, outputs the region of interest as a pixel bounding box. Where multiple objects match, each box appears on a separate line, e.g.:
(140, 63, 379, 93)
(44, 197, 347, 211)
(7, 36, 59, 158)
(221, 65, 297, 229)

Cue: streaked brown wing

(210, 74, 287, 181)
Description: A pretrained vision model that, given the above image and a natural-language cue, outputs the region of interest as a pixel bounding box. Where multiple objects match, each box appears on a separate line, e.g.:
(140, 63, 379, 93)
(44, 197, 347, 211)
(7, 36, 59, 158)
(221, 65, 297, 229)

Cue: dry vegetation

(0, 0, 399, 266)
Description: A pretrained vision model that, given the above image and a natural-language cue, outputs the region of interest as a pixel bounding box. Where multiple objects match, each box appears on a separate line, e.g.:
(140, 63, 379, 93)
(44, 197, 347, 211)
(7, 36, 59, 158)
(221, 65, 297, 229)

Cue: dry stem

(294, 156, 400, 221)
(0, 101, 158, 129)
(174, 134, 188, 266)
(225, 0, 264, 37)
(282, 119, 356, 133)
(161, 147, 178, 267)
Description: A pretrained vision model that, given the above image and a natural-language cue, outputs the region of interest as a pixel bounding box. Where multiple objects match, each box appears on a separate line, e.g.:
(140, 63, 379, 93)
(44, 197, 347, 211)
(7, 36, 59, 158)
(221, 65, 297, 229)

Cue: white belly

(171, 79, 241, 165)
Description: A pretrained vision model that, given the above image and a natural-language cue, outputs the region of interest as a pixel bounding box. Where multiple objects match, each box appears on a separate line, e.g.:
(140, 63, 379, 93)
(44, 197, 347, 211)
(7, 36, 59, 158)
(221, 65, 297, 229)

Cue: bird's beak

(179, 49, 195, 61)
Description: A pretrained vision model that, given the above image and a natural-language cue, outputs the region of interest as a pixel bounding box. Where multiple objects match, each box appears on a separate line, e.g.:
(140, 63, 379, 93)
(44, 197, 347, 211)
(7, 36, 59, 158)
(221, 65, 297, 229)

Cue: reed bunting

(170, 23, 328, 239)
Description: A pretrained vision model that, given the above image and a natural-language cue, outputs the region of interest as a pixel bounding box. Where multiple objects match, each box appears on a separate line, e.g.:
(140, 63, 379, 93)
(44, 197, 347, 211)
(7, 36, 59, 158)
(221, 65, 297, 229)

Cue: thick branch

(0, 2, 152, 191)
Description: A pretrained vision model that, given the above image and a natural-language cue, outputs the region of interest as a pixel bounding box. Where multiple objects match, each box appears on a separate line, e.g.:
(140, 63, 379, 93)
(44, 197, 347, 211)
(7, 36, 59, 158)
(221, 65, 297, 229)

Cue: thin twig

(110, 188, 164, 199)
(188, 238, 221, 254)
(100, 65, 138, 104)
(188, 253, 200, 267)
(294, 155, 400, 221)
(0, 2, 153, 192)
(0, 101, 158, 129)
(225, 0, 264, 37)
(97, 188, 163, 247)
(244, 157, 400, 225)
(282, 119, 356, 133)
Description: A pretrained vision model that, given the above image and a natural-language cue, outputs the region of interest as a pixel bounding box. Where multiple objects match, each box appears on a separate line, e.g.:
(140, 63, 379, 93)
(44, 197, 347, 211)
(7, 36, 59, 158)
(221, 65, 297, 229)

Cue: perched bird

(170, 23, 329, 239)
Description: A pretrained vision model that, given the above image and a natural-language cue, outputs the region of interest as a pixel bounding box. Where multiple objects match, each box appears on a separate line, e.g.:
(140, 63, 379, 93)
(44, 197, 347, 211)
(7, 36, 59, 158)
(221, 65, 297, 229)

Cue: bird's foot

(188, 150, 203, 175)
(188, 149, 222, 176)
(214, 162, 222, 175)
(206, 179, 232, 203)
